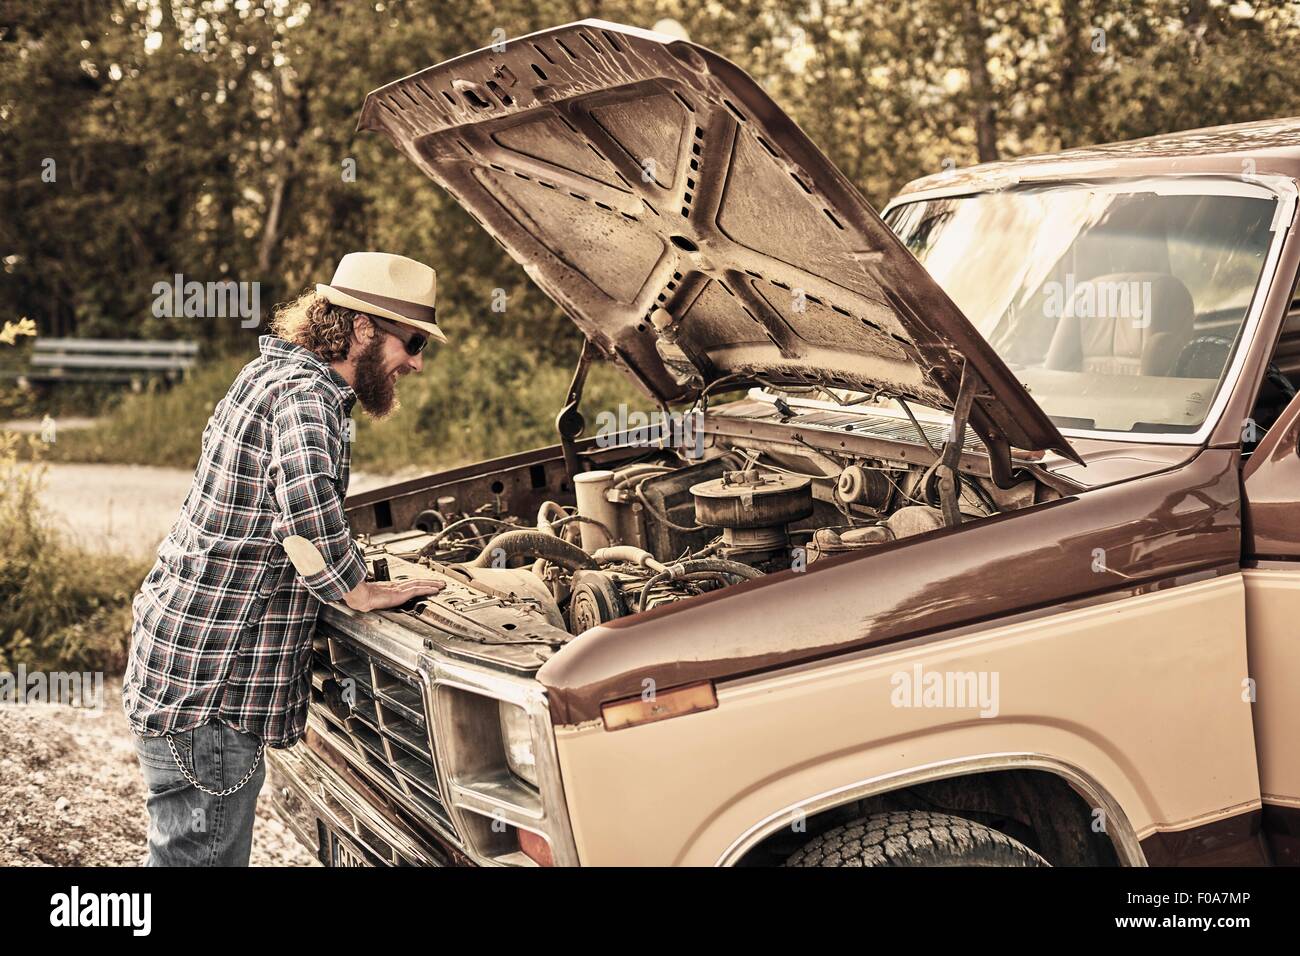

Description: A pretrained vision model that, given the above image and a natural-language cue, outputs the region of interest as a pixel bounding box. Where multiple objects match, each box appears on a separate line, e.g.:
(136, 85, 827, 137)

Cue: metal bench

(6, 338, 199, 388)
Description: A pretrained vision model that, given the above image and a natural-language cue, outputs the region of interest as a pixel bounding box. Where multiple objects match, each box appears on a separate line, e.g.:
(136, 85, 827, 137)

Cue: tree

(3, 0, 1299, 359)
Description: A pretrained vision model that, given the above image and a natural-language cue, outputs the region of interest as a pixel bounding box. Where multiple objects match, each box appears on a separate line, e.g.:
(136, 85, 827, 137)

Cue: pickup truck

(267, 19, 1300, 867)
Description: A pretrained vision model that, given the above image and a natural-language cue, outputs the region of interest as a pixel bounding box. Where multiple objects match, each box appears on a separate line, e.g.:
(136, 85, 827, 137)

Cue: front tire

(783, 809, 1049, 867)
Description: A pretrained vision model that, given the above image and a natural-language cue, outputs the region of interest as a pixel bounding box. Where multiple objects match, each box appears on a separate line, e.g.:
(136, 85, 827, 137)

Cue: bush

(352, 337, 643, 472)
(0, 433, 147, 674)
(0, 321, 146, 673)
(43, 338, 646, 474)
(40, 355, 253, 469)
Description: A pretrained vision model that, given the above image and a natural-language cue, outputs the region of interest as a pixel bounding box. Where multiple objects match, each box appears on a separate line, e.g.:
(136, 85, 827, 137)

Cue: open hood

(358, 20, 1080, 468)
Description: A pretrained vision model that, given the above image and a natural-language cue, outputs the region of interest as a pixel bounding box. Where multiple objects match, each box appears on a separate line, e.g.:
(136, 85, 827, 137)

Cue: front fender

(551, 574, 1257, 865)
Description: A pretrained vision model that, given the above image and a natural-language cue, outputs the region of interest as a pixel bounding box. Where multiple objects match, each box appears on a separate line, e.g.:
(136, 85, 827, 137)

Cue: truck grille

(309, 628, 457, 837)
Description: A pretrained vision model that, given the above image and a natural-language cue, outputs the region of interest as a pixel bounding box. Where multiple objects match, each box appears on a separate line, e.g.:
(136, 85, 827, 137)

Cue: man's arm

(270, 388, 443, 610)
(279, 533, 444, 610)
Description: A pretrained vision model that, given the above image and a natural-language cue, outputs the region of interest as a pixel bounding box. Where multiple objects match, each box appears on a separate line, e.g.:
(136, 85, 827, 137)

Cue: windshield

(885, 181, 1280, 434)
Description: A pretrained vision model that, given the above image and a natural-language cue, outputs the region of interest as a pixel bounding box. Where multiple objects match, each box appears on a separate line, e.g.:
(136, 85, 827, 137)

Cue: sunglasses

(367, 314, 429, 356)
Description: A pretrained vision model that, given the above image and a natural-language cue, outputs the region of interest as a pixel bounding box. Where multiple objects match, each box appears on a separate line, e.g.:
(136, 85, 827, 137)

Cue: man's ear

(351, 312, 376, 346)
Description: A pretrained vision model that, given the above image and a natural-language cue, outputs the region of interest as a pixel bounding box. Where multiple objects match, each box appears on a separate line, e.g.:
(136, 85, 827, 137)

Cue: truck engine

(354, 421, 1036, 642)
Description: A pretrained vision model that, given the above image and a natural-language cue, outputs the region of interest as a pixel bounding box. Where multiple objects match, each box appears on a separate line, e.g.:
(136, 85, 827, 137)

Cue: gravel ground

(0, 679, 318, 867)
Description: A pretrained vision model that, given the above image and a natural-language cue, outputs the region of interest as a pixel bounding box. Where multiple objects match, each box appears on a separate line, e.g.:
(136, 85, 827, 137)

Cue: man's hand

(343, 577, 446, 612)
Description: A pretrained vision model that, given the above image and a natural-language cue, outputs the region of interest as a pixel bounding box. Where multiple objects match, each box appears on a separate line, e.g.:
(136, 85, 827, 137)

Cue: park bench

(5, 338, 198, 389)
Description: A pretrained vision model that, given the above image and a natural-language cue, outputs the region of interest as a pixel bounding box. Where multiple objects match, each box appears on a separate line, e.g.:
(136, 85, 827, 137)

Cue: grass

(34, 337, 648, 474)
(1, 320, 147, 674)
(359, 335, 646, 473)
(33, 358, 246, 469)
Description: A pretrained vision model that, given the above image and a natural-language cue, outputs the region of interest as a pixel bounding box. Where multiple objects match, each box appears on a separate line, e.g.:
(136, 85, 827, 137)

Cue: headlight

(498, 700, 538, 787)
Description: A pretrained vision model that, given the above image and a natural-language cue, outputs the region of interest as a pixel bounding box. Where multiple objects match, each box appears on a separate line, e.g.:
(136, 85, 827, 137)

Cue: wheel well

(735, 768, 1122, 866)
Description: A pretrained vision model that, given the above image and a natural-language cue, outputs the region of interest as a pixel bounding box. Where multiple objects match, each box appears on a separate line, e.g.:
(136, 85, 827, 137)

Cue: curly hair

(269, 291, 365, 362)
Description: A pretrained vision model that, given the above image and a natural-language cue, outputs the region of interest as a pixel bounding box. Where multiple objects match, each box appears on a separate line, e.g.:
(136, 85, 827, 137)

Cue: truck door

(1241, 292, 1300, 865)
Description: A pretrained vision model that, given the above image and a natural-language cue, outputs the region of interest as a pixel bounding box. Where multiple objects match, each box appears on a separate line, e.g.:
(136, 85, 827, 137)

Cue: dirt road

(32, 462, 413, 558)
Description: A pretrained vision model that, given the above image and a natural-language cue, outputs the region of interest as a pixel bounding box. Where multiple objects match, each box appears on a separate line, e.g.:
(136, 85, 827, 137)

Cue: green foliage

(4, 1, 1298, 359)
(0, 436, 146, 673)
(40, 352, 255, 468)
(44, 344, 643, 474)
(360, 339, 643, 472)
(0, 322, 145, 673)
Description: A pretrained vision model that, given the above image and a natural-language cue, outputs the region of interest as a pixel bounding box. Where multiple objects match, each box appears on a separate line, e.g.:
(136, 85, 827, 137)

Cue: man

(123, 252, 447, 866)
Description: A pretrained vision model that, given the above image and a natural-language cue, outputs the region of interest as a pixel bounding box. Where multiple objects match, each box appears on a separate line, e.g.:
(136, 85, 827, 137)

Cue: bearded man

(123, 252, 447, 866)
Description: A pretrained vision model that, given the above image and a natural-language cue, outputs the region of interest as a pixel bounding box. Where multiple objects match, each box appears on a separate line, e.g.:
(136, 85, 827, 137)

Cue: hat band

(331, 286, 438, 325)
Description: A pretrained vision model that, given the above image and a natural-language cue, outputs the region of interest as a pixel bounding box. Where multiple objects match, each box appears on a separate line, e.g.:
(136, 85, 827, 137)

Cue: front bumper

(268, 735, 474, 867)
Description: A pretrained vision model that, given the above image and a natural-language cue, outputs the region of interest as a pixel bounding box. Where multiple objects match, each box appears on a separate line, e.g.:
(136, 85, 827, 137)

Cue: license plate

(327, 830, 371, 867)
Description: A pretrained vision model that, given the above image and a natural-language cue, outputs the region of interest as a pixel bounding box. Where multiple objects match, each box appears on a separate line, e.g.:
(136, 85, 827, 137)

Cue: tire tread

(784, 809, 1048, 867)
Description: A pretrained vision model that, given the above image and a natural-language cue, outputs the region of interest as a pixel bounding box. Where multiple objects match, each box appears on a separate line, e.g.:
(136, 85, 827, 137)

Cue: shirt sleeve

(268, 387, 367, 603)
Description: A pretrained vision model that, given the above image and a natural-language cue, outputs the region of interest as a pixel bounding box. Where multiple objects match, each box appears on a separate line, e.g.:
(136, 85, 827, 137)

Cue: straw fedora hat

(316, 252, 447, 343)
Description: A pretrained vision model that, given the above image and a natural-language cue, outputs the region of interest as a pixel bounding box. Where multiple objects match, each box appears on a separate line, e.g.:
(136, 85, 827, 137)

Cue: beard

(352, 333, 400, 418)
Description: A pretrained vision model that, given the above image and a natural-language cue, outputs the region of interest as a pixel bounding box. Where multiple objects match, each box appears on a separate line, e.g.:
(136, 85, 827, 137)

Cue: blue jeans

(133, 720, 266, 866)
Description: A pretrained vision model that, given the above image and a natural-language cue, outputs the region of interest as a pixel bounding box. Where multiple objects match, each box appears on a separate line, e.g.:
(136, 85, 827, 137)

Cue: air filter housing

(689, 469, 813, 557)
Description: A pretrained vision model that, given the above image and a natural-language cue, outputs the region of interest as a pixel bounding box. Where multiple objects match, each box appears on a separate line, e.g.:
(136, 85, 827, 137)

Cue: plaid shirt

(123, 335, 368, 748)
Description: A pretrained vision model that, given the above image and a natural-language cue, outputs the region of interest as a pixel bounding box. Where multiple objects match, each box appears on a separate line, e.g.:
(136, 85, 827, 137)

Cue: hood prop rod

(936, 363, 982, 528)
(556, 338, 594, 481)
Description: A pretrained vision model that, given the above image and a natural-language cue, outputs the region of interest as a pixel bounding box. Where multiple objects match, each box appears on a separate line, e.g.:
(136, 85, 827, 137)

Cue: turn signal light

(518, 827, 554, 867)
(601, 681, 717, 731)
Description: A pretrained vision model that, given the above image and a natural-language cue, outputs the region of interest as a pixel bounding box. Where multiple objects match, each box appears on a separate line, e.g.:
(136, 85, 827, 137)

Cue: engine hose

(634, 481, 704, 533)
(689, 538, 725, 559)
(536, 501, 570, 536)
(636, 558, 763, 612)
(612, 465, 675, 489)
(467, 529, 598, 571)
(552, 513, 616, 545)
(964, 475, 999, 515)
(654, 569, 743, 587)
(613, 453, 746, 492)
(419, 516, 518, 556)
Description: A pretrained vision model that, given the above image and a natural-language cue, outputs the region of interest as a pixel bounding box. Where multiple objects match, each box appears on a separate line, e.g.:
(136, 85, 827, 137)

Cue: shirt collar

(260, 335, 357, 414)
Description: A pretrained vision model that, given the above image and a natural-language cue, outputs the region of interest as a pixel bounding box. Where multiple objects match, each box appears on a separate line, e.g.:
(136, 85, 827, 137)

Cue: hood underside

(358, 19, 1077, 463)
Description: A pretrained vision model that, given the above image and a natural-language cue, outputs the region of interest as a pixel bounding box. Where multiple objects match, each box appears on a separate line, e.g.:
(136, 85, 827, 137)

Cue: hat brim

(316, 284, 448, 343)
